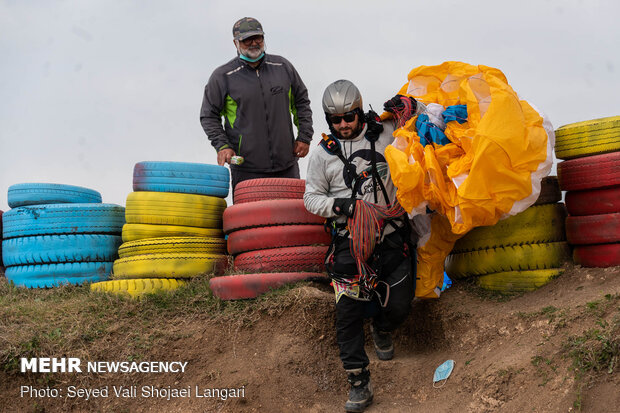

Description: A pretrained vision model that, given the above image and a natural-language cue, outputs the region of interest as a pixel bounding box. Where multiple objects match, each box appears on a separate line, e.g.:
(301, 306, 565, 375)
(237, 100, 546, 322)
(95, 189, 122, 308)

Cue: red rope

(392, 96, 416, 128)
(347, 199, 405, 295)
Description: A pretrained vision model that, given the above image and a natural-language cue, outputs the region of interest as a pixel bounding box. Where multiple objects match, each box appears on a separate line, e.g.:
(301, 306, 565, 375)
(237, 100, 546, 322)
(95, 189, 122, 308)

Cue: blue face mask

(239, 52, 264, 63)
(433, 360, 455, 387)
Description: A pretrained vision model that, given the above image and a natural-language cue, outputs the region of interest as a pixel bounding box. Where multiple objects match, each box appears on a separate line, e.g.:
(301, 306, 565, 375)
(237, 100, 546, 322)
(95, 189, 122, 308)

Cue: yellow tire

(446, 242, 571, 279)
(118, 237, 226, 258)
(555, 116, 620, 160)
(477, 269, 564, 292)
(113, 253, 227, 279)
(121, 223, 223, 242)
(125, 191, 226, 228)
(452, 204, 567, 253)
(90, 278, 185, 298)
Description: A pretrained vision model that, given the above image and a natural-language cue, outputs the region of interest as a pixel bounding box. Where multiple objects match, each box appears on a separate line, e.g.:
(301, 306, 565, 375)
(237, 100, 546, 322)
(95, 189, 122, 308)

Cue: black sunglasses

(329, 111, 357, 124)
(241, 35, 264, 45)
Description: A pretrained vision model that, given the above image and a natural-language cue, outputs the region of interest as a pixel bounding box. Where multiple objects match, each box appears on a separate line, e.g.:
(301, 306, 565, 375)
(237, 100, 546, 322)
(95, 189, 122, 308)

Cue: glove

(383, 95, 418, 114)
(332, 198, 356, 218)
(365, 109, 384, 141)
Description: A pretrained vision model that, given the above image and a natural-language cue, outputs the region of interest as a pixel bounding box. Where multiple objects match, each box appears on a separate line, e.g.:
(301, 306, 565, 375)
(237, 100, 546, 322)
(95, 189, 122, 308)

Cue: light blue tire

(5, 262, 113, 288)
(8, 183, 102, 208)
(133, 161, 230, 198)
(0, 210, 3, 268)
(2, 235, 122, 266)
(2, 204, 125, 239)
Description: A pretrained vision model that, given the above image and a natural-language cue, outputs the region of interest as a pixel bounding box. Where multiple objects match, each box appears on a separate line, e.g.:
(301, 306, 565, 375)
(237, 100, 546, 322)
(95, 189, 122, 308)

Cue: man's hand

(365, 110, 384, 141)
(217, 148, 236, 166)
(332, 198, 356, 218)
(383, 95, 417, 114)
(294, 141, 310, 158)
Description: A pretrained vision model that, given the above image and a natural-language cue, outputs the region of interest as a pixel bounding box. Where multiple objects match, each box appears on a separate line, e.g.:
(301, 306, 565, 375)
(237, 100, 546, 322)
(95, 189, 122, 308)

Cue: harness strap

(320, 132, 390, 205)
(369, 139, 390, 204)
(320, 133, 364, 201)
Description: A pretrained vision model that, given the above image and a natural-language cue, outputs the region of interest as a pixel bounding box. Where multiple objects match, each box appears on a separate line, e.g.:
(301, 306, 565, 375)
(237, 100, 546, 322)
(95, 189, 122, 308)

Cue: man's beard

(335, 123, 362, 140)
(238, 43, 265, 59)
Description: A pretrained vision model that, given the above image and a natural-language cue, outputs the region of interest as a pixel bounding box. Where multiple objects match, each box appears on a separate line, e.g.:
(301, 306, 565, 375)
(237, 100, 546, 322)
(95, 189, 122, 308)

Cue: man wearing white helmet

(200, 17, 313, 192)
(304, 80, 418, 412)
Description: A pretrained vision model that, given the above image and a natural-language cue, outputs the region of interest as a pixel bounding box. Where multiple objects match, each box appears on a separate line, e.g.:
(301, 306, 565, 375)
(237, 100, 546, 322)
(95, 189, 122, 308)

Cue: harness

(319, 132, 391, 206)
(319, 129, 408, 305)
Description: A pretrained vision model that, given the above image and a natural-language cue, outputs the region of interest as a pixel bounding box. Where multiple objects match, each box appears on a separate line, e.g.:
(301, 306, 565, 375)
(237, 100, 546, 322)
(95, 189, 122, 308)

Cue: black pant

(332, 230, 415, 370)
(230, 163, 300, 195)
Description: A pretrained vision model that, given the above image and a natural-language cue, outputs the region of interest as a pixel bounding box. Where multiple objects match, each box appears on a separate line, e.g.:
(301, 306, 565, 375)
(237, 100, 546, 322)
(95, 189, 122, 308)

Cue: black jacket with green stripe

(200, 54, 313, 172)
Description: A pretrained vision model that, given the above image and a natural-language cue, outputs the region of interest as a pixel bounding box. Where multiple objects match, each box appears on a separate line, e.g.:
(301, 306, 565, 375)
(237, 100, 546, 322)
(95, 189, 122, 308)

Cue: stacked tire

(446, 177, 571, 292)
(2, 184, 124, 288)
(91, 162, 229, 298)
(0, 210, 4, 276)
(209, 178, 330, 300)
(555, 116, 620, 267)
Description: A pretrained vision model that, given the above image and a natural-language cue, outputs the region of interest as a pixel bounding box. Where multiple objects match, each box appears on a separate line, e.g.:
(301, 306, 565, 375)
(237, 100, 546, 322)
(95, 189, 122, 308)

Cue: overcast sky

(1, 0, 618, 211)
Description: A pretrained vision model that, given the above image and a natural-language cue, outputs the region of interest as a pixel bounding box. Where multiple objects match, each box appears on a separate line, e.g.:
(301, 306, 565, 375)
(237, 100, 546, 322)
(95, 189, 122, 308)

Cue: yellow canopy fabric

(384, 61, 554, 298)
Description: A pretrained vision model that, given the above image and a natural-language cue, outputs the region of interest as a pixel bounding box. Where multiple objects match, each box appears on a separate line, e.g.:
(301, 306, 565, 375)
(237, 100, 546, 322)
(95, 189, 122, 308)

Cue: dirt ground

(1, 263, 619, 413)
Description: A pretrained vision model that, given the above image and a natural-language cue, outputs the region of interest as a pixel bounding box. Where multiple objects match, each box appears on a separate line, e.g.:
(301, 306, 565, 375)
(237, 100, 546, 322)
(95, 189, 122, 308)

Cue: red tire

(565, 186, 620, 216)
(557, 152, 620, 191)
(227, 224, 331, 255)
(566, 213, 620, 245)
(234, 245, 328, 273)
(573, 243, 620, 267)
(209, 272, 328, 300)
(234, 178, 305, 204)
(223, 199, 324, 233)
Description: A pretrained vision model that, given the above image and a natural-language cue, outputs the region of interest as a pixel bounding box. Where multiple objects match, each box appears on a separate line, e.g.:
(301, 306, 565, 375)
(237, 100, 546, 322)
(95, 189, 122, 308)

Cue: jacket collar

(237, 53, 266, 68)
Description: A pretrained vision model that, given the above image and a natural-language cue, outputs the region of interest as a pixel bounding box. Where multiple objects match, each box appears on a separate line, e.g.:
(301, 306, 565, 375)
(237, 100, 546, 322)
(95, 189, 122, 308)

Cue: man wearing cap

(200, 17, 313, 191)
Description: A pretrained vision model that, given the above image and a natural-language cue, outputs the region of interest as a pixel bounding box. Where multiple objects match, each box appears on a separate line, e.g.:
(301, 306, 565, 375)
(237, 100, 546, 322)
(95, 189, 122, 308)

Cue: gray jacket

(200, 54, 313, 172)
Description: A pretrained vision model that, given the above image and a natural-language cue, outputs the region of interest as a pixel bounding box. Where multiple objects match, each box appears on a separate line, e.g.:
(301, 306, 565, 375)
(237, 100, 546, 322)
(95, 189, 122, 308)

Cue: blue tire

(2, 204, 125, 239)
(0, 210, 3, 268)
(5, 262, 113, 288)
(133, 161, 230, 197)
(8, 183, 102, 208)
(2, 234, 122, 266)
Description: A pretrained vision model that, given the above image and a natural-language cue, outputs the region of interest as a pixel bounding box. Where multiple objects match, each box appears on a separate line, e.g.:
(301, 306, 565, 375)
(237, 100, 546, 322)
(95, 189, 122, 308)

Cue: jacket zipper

(256, 67, 273, 169)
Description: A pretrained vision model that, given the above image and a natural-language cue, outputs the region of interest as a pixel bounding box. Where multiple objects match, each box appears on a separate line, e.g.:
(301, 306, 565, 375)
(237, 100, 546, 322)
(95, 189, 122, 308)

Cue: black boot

(371, 325, 394, 361)
(344, 367, 373, 412)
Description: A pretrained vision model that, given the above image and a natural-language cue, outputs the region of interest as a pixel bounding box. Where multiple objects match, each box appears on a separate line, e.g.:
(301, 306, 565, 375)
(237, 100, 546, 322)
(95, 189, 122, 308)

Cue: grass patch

(583, 293, 619, 318)
(563, 294, 620, 380)
(564, 317, 619, 412)
(563, 321, 619, 378)
(531, 355, 557, 386)
(516, 305, 569, 327)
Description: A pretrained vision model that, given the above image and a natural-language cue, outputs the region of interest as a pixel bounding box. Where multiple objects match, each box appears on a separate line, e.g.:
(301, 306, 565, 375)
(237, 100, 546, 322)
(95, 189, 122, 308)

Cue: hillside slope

(1, 264, 618, 412)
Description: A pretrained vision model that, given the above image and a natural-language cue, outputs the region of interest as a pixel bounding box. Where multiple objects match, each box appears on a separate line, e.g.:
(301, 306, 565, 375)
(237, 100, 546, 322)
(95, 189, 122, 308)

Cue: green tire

(477, 269, 564, 292)
(113, 253, 227, 279)
(452, 204, 567, 253)
(121, 224, 223, 242)
(125, 191, 226, 228)
(118, 237, 227, 258)
(555, 116, 620, 160)
(446, 242, 571, 279)
(91, 278, 185, 298)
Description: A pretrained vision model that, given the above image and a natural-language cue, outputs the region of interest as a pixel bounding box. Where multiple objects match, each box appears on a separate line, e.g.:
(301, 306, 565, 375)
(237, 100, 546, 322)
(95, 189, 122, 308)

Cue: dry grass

(0, 277, 329, 379)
